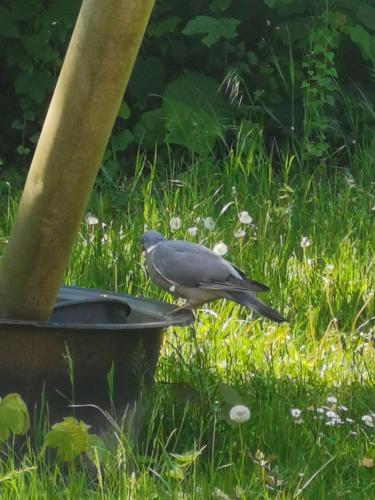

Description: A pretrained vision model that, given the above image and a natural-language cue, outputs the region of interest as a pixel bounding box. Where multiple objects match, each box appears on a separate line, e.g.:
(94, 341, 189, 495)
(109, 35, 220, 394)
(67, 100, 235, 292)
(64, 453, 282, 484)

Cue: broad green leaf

(15, 71, 53, 104)
(133, 108, 166, 147)
(44, 417, 93, 462)
(148, 16, 180, 37)
(183, 16, 240, 47)
(0, 7, 19, 38)
(346, 24, 373, 61)
(170, 446, 205, 467)
(327, 11, 347, 28)
(118, 102, 131, 120)
(210, 0, 232, 12)
(357, 5, 375, 32)
(217, 382, 244, 406)
(112, 129, 134, 152)
(85, 435, 110, 464)
(163, 72, 230, 154)
(16, 145, 30, 155)
(0, 393, 30, 441)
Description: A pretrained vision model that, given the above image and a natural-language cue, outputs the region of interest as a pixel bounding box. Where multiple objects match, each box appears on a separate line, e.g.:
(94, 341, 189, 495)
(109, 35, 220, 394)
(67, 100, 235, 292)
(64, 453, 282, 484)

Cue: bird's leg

(168, 301, 194, 315)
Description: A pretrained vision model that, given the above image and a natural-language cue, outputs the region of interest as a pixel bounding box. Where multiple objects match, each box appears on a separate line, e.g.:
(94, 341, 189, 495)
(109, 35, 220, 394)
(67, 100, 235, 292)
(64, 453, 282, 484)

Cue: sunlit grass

(0, 136, 374, 498)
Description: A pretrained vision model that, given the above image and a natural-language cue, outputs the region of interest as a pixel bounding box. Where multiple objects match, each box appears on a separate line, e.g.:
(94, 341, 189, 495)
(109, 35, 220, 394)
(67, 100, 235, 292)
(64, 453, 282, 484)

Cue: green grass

(0, 136, 374, 498)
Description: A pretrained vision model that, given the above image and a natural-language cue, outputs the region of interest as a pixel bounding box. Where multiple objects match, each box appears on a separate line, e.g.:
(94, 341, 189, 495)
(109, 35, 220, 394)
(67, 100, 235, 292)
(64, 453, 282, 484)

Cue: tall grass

(0, 133, 374, 498)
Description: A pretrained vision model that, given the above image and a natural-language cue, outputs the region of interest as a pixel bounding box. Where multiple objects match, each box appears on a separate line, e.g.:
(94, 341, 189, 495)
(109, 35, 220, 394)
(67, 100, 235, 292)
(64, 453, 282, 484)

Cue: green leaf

(0, 393, 30, 441)
(117, 102, 131, 120)
(148, 16, 180, 37)
(133, 108, 166, 147)
(357, 5, 375, 32)
(112, 129, 134, 151)
(44, 417, 93, 461)
(247, 51, 258, 66)
(346, 24, 373, 61)
(86, 435, 110, 464)
(163, 72, 229, 154)
(170, 446, 205, 467)
(183, 16, 240, 47)
(11, 119, 24, 130)
(16, 145, 31, 155)
(15, 71, 53, 103)
(217, 382, 244, 406)
(210, 0, 232, 12)
(0, 7, 19, 38)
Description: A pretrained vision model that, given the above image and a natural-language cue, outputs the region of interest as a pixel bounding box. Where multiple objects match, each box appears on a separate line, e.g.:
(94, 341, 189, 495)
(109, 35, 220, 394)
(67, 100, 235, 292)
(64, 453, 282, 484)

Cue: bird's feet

(167, 302, 194, 315)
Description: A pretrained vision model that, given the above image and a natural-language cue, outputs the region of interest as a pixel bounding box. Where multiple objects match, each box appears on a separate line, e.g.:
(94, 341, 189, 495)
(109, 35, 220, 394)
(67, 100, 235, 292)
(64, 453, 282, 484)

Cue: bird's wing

(150, 240, 268, 293)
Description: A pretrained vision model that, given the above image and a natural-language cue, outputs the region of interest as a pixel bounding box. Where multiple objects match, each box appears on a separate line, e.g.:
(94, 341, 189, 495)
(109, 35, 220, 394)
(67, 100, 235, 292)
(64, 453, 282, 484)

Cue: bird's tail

(227, 291, 286, 323)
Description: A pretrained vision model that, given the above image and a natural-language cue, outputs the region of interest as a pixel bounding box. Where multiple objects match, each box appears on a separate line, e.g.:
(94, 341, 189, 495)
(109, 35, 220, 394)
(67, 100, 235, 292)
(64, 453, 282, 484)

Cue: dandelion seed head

(213, 487, 231, 500)
(85, 213, 99, 225)
(326, 410, 338, 419)
(187, 226, 198, 236)
(300, 236, 311, 249)
(213, 242, 228, 256)
(238, 211, 253, 225)
(361, 415, 374, 427)
(203, 217, 215, 230)
(234, 228, 246, 238)
(170, 217, 182, 231)
(290, 408, 302, 418)
(229, 404, 251, 423)
(327, 396, 337, 404)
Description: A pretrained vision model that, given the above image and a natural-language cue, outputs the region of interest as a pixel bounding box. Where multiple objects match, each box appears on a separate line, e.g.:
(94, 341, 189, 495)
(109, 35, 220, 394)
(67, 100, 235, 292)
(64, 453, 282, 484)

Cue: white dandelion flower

(203, 217, 215, 230)
(290, 408, 302, 419)
(326, 410, 339, 419)
(170, 217, 182, 231)
(213, 487, 231, 500)
(85, 213, 99, 225)
(238, 211, 253, 225)
(327, 396, 337, 404)
(325, 263, 334, 273)
(229, 404, 251, 423)
(187, 226, 198, 236)
(361, 415, 374, 427)
(326, 419, 337, 426)
(234, 228, 246, 238)
(213, 242, 228, 256)
(300, 236, 311, 248)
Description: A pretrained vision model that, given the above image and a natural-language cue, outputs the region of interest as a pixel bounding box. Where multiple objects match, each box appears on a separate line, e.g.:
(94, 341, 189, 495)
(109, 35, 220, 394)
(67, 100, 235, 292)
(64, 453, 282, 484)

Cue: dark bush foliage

(0, 0, 374, 177)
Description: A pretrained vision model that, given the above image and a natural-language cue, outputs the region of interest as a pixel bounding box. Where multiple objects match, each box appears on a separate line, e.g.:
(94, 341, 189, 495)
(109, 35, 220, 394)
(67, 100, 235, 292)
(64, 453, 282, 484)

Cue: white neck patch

(146, 244, 158, 254)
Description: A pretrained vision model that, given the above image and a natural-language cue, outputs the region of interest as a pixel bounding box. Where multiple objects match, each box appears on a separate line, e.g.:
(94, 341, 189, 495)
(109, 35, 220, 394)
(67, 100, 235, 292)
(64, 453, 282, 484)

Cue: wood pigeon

(141, 230, 286, 322)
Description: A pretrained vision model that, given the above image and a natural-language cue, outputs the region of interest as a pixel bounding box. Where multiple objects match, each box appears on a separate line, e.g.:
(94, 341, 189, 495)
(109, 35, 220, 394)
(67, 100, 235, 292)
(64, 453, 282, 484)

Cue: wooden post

(0, 0, 154, 320)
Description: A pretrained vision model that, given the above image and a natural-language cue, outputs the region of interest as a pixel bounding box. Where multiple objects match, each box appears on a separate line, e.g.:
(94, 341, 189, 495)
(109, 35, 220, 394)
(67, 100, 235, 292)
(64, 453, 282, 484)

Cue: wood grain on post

(0, 0, 155, 320)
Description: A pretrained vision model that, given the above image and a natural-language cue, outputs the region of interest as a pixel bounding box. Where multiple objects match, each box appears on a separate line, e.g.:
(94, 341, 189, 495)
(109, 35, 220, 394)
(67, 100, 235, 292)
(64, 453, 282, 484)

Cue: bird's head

(141, 230, 165, 252)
